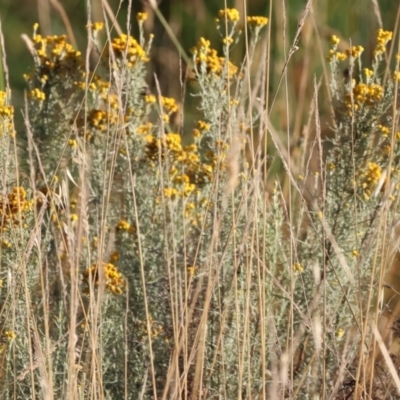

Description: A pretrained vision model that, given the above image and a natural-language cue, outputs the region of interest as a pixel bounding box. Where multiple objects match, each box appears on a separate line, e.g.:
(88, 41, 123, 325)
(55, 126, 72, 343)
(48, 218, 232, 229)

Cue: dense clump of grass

(1, 2, 400, 399)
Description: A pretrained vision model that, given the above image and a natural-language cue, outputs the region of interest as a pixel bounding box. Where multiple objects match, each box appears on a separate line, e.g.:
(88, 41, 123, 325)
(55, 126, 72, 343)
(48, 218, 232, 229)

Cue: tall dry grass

(0, 1, 400, 399)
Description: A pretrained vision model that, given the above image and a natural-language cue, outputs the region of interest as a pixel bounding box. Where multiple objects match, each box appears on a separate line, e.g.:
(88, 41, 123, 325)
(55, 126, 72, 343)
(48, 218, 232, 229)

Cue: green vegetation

(0, 1, 400, 399)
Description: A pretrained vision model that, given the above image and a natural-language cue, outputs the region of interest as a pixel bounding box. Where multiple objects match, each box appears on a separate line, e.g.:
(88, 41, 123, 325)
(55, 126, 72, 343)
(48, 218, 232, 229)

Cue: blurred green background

(0, 0, 399, 135)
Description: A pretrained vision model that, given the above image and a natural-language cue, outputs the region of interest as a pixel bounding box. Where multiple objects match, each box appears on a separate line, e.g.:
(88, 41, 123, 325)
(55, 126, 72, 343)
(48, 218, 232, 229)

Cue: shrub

(1, 5, 400, 399)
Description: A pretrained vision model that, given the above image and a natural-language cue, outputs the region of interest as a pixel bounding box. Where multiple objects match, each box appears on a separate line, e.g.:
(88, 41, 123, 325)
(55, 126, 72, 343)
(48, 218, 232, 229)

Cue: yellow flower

(336, 328, 344, 338)
(191, 37, 238, 78)
(192, 128, 201, 138)
(84, 262, 126, 295)
(361, 162, 382, 199)
(377, 124, 389, 137)
(185, 202, 195, 215)
(117, 220, 130, 231)
(137, 12, 148, 22)
(182, 183, 196, 197)
(293, 262, 304, 273)
(165, 133, 182, 152)
(88, 22, 104, 31)
(365, 162, 381, 183)
(144, 94, 156, 104)
(2, 240, 12, 248)
(363, 68, 373, 78)
(326, 49, 335, 62)
(136, 123, 153, 135)
(346, 83, 383, 108)
(374, 29, 392, 56)
(0, 91, 14, 119)
(345, 45, 364, 58)
(223, 36, 234, 46)
(163, 187, 178, 199)
(161, 96, 179, 114)
(110, 34, 149, 67)
(3, 331, 17, 340)
(247, 16, 268, 28)
(330, 35, 340, 45)
(68, 139, 77, 149)
(336, 52, 347, 61)
(28, 88, 46, 101)
(219, 8, 240, 22)
(327, 162, 335, 171)
(393, 71, 400, 82)
(187, 266, 197, 275)
(197, 120, 210, 131)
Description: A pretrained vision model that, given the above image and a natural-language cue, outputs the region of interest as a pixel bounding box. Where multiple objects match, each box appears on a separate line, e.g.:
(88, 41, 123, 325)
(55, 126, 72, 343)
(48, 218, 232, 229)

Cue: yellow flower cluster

(223, 36, 234, 46)
(374, 29, 393, 57)
(136, 122, 153, 135)
(87, 22, 104, 32)
(345, 82, 383, 110)
(110, 34, 149, 68)
(336, 328, 344, 338)
(136, 12, 148, 22)
(2, 330, 16, 340)
(247, 16, 269, 28)
(135, 316, 164, 341)
(327, 38, 364, 62)
(117, 219, 133, 232)
(187, 265, 197, 275)
(218, 8, 240, 22)
(0, 92, 15, 138)
(145, 132, 180, 161)
(330, 35, 340, 45)
(161, 97, 179, 114)
(197, 120, 210, 131)
(28, 88, 46, 101)
(0, 187, 33, 229)
(144, 94, 156, 104)
(73, 73, 129, 140)
(345, 45, 364, 58)
(327, 49, 347, 62)
(75, 73, 110, 96)
(32, 28, 83, 76)
(206, 139, 230, 170)
(191, 37, 238, 79)
(145, 132, 214, 199)
(377, 124, 390, 137)
(75, 109, 120, 139)
(363, 68, 373, 78)
(361, 162, 381, 199)
(192, 120, 213, 139)
(89, 109, 118, 131)
(84, 262, 126, 295)
(0, 91, 14, 119)
(293, 262, 304, 273)
(104, 94, 120, 110)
